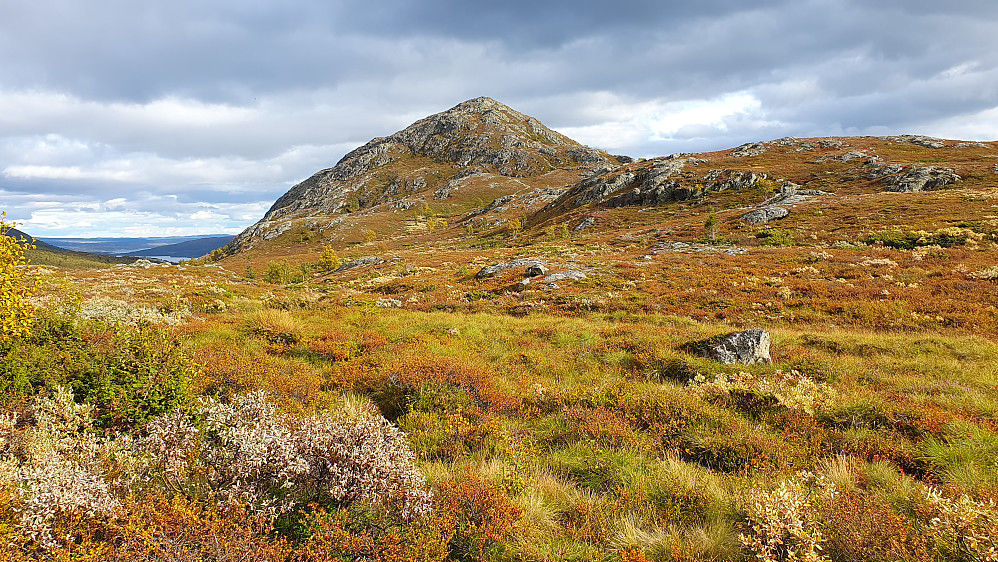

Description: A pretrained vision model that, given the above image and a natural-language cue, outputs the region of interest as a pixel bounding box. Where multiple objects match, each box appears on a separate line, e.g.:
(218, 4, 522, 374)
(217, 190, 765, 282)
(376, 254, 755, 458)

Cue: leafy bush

(437, 471, 523, 562)
(920, 487, 998, 561)
(739, 473, 834, 561)
(866, 227, 984, 249)
(0, 388, 125, 549)
(0, 321, 192, 429)
(141, 391, 432, 519)
(0, 213, 39, 344)
(756, 228, 795, 247)
(293, 502, 453, 562)
(315, 246, 341, 272)
(690, 370, 838, 416)
(265, 259, 310, 284)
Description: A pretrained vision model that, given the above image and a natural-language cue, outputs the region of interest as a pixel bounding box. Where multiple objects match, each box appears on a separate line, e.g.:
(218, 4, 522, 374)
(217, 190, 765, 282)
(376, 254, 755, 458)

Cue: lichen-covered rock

(880, 166, 960, 192)
(889, 135, 946, 149)
(866, 164, 905, 180)
(697, 329, 772, 365)
(732, 142, 767, 157)
(476, 258, 545, 279)
(335, 256, 385, 273)
(742, 207, 789, 224)
(542, 271, 587, 282)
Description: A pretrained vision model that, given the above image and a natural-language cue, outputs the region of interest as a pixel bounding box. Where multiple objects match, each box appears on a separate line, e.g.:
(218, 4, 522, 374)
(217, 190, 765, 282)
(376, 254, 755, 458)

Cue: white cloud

(558, 91, 774, 156)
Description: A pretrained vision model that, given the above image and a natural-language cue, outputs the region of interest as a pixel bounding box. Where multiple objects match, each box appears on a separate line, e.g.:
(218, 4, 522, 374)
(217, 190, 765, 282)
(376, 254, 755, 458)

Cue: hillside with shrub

(2, 100, 998, 561)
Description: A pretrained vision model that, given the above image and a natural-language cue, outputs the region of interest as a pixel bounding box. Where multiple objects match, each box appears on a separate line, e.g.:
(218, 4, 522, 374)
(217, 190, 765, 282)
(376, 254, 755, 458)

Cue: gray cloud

(1, 0, 996, 236)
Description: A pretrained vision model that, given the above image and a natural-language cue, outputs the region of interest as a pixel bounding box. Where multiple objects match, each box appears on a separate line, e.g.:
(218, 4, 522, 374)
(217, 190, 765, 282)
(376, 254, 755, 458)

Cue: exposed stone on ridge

(335, 256, 385, 273)
(880, 166, 960, 193)
(545, 155, 769, 210)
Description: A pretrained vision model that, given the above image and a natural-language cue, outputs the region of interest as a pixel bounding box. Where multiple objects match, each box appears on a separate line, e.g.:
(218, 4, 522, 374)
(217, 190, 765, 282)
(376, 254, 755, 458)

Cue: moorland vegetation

(2, 100, 998, 561)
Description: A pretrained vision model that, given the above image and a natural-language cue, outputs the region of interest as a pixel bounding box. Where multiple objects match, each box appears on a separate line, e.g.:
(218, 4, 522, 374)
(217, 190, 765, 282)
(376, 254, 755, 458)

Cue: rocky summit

(229, 97, 613, 251)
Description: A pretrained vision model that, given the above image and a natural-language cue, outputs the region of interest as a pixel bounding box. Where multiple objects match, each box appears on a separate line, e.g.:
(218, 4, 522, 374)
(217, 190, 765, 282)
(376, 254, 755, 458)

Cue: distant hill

(3, 227, 138, 268)
(124, 236, 234, 259)
(5, 227, 65, 253)
(41, 235, 233, 256)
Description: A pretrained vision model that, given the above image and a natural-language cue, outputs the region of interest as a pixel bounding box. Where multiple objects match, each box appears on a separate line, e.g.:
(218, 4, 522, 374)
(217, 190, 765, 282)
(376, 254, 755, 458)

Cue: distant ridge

(2, 227, 138, 267)
(124, 236, 234, 259)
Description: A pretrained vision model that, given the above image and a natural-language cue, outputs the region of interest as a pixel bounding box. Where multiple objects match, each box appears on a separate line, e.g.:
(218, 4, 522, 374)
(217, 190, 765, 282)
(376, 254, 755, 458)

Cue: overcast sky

(2, 0, 997, 237)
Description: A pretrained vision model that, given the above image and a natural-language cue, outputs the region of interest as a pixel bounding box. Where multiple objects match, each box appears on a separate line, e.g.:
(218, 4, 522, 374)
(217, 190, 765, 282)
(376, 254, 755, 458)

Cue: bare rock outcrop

(880, 166, 960, 192)
(742, 206, 789, 225)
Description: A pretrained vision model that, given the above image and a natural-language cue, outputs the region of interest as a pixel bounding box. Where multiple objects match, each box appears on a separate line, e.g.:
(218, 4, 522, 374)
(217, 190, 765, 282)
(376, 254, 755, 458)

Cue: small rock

(697, 329, 772, 365)
(476, 258, 545, 279)
(542, 271, 587, 282)
(742, 207, 789, 225)
(575, 217, 595, 231)
(335, 256, 385, 272)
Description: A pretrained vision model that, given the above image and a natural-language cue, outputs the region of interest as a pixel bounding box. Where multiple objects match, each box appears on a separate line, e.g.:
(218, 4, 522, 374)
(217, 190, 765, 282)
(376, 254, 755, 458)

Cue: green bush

(264, 259, 310, 284)
(756, 228, 795, 247)
(0, 315, 192, 429)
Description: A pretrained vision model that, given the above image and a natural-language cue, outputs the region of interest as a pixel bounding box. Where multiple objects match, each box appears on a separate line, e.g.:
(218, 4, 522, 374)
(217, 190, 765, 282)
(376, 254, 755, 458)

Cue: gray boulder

(574, 217, 595, 231)
(698, 329, 772, 365)
(525, 264, 548, 277)
(742, 207, 789, 225)
(335, 256, 385, 273)
(732, 142, 767, 157)
(542, 271, 587, 282)
(881, 166, 959, 193)
(476, 258, 544, 279)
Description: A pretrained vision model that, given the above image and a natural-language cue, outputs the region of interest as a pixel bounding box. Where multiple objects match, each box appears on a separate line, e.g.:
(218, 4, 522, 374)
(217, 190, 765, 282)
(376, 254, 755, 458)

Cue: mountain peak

(451, 96, 508, 111)
(231, 99, 612, 250)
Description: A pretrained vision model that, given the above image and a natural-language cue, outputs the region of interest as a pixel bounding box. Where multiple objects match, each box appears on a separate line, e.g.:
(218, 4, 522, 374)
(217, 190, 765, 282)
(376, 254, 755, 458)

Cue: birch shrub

(140, 391, 432, 520)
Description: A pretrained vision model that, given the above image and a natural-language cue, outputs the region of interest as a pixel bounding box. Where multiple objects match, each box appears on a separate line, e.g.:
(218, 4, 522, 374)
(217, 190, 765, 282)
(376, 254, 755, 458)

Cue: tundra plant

(691, 370, 837, 415)
(922, 486, 998, 561)
(141, 391, 432, 519)
(739, 473, 835, 562)
(1, 388, 123, 549)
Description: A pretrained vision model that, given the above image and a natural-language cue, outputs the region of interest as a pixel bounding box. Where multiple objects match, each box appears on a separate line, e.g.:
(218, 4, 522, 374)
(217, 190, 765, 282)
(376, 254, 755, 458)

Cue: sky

(2, 0, 997, 237)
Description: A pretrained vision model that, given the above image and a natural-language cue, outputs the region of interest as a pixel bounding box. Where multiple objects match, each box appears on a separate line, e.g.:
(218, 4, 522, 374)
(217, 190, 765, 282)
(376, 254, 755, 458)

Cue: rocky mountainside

(227, 97, 998, 259)
(229, 97, 616, 252)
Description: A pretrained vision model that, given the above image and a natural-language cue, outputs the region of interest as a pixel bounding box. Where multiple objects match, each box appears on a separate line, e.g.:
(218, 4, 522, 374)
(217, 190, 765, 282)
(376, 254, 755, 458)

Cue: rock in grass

(697, 329, 772, 365)
(880, 166, 959, 193)
(475, 258, 544, 279)
(742, 206, 789, 225)
(335, 256, 385, 272)
(525, 264, 548, 277)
